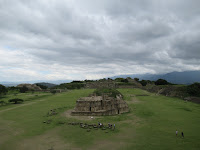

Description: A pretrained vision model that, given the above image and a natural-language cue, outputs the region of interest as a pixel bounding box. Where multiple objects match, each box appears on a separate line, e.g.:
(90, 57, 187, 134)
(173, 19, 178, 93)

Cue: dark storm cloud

(0, 0, 200, 81)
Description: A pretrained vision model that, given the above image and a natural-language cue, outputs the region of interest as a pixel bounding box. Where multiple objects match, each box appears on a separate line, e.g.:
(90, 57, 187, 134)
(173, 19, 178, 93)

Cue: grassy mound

(93, 88, 122, 98)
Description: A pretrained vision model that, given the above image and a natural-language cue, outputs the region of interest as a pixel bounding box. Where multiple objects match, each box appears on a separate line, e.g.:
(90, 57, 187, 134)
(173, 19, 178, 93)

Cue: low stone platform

(71, 95, 129, 116)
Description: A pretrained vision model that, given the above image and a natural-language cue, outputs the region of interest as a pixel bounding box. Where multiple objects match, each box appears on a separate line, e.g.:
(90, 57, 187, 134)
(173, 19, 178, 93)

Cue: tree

(9, 98, 24, 104)
(140, 80, 148, 86)
(155, 79, 169, 85)
(134, 78, 139, 82)
(19, 86, 29, 93)
(0, 84, 7, 95)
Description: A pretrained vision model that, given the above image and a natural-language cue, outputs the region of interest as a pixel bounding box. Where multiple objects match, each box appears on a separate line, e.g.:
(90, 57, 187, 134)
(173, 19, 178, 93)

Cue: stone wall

(85, 81, 116, 89)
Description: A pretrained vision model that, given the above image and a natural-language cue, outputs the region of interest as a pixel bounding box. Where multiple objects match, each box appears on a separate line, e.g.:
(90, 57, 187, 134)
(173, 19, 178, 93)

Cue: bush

(93, 88, 123, 98)
(9, 98, 24, 104)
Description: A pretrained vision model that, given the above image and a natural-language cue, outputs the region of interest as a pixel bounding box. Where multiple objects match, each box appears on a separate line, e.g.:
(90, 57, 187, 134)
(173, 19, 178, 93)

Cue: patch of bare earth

(126, 95, 141, 104)
(15, 128, 81, 150)
(62, 109, 102, 121)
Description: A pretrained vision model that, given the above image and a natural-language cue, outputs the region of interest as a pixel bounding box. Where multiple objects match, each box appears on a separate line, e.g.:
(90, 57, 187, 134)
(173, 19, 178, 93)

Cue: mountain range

(1, 70, 200, 87)
(110, 70, 200, 84)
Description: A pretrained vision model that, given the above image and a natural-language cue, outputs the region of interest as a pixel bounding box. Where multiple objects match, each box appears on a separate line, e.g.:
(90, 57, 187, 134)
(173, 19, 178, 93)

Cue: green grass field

(0, 89, 199, 150)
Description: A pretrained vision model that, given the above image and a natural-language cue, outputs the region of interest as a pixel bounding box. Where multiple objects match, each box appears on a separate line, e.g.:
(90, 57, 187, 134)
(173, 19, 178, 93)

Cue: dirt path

(0, 99, 48, 113)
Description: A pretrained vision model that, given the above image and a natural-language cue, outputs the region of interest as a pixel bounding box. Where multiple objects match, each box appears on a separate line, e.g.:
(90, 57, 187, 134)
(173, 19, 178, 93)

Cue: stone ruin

(71, 94, 129, 116)
(17, 84, 42, 91)
(85, 78, 142, 89)
(85, 80, 116, 89)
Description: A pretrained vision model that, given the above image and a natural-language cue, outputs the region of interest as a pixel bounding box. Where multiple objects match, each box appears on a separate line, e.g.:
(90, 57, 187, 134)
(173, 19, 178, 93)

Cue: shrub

(9, 98, 24, 104)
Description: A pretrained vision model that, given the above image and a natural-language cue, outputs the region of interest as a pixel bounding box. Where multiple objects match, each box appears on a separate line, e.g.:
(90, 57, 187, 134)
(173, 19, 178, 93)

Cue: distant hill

(0, 82, 19, 87)
(110, 70, 200, 85)
(34, 82, 57, 88)
(1, 70, 200, 86)
(0, 80, 71, 87)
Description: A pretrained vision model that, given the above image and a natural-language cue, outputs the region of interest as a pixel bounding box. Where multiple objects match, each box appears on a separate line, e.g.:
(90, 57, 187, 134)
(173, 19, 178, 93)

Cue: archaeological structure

(71, 93, 129, 116)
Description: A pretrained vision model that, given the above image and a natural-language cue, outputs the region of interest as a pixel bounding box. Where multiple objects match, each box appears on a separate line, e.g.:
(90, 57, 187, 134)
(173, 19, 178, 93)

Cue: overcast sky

(0, 0, 200, 82)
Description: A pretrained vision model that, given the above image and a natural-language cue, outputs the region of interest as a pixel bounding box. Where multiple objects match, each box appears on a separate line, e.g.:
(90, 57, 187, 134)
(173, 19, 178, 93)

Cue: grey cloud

(170, 31, 200, 59)
(0, 0, 200, 81)
(119, 20, 173, 43)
